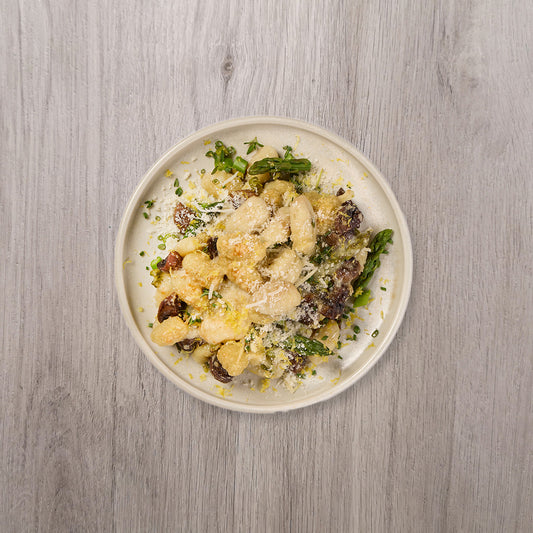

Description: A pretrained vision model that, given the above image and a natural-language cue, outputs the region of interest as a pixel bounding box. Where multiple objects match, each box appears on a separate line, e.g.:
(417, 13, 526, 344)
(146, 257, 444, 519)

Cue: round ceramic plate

(115, 117, 412, 413)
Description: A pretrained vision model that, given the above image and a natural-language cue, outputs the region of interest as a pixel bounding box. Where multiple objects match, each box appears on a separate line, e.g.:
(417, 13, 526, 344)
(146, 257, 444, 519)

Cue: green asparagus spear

(247, 157, 312, 176)
(354, 229, 394, 290)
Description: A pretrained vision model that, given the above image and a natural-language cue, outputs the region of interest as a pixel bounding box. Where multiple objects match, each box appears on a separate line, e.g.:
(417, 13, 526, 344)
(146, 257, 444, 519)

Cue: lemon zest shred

(260, 379, 270, 392)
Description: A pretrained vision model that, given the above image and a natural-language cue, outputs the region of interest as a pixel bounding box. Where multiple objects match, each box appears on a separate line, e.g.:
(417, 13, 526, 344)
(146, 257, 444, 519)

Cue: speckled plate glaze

(115, 117, 412, 413)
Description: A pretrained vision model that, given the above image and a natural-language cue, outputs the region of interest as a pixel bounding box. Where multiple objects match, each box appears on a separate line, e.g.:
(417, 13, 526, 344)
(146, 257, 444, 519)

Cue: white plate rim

(115, 116, 413, 413)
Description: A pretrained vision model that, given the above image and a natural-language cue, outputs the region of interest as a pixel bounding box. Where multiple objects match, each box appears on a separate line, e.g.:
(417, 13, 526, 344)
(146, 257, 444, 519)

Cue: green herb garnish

(371, 329, 379, 338)
(310, 243, 332, 265)
(205, 140, 249, 175)
(244, 137, 264, 154)
(281, 335, 333, 358)
(202, 288, 220, 298)
(144, 200, 154, 208)
(205, 140, 236, 174)
(282, 145, 294, 160)
(197, 200, 225, 210)
(183, 218, 204, 237)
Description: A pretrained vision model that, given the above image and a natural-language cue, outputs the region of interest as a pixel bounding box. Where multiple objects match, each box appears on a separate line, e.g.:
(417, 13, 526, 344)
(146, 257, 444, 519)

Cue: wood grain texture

(1, 0, 532, 531)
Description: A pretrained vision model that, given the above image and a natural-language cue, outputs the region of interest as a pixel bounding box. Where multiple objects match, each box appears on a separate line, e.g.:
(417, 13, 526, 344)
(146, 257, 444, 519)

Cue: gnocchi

(144, 137, 393, 391)
(289, 195, 317, 255)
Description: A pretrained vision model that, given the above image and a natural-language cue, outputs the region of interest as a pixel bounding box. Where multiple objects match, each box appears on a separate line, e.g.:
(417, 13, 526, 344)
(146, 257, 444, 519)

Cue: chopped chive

(337, 341, 342, 349)
(372, 329, 379, 338)
(233, 156, 248, 174)
(150, 257, 162, 270)
(143, 212, 149, 219)
(158, 244, 166, 250)
(148, 323, 153, 328)
(381, 286, 387, 291)
(145, 266, 149, 270)
(144, 200, 154, 208)
(200, 169, 206, 174)
(173, 178, 179, 187)
(139, 251, 145, 256)
(157, 235, 164, 241)
(155, 216, 161, 221)
(353, 325, 360, 334)
(338, 355, 343, 359)
(321, 335, 328, 340)
(311, 370, 317, 376)
(176, 187, 183, 196)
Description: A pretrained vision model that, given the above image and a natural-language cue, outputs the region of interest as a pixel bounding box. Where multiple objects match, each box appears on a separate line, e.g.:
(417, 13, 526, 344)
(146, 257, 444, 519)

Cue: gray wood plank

(1, 0, 532, 531)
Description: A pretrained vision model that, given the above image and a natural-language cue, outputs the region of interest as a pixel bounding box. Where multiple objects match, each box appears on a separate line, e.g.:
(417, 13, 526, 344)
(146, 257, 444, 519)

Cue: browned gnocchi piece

(248, 280, 301, 317)
(201, 170, 242, 197)
(263, 246, 302, 284)
(225, 261, 263, 293)
(150, 316, 188, 346)
(289, 195, 317, 255)
(216, 341, 249, 376)
(216, 233, 267, 264)
(199, 311, 251, 345)
(224, 196, 270, 234)
(169, 269, 206, 310)
(261, 180, 297, 208)
(260, 206, 290, 247)
(182, 251, 225, 290)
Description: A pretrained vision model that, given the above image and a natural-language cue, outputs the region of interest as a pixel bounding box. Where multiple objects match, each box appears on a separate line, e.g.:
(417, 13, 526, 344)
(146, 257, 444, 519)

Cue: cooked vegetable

(248, 157, 312, 176)
(353, 289, 371, 307)
(282, 335, 333, 358)
(205, 140, 236, 174)
(205, 140, 248, 174)
(354, 229, 393, 290)
(233, 156, 248, 174)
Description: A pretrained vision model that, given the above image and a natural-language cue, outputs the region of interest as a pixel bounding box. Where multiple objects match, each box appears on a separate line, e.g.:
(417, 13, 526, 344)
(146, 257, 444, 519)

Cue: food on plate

(144, 139, 393, 390)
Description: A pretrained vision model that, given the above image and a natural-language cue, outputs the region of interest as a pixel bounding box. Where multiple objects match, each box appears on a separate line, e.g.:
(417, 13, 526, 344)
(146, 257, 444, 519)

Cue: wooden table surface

(2, 1, 532, 531)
